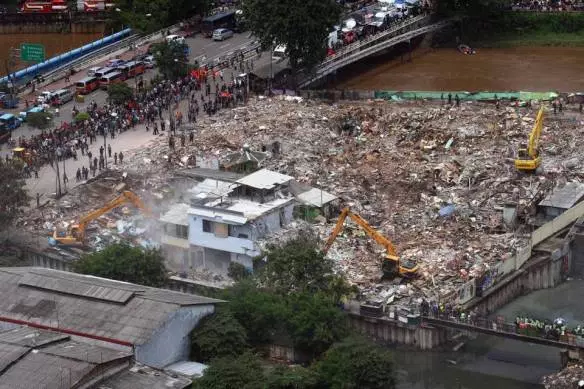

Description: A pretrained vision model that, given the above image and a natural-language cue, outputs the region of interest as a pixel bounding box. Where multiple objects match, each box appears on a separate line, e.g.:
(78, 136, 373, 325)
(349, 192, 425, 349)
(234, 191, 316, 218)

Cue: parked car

(212, 28, 234, 41)
(87, 67, 101, 77)
(36, 91, 54, 105)
(19, 106, 44, 122)
(106, 59, 125, 68)
(165, 34, 186, 45)
(143, 55, 156, 69)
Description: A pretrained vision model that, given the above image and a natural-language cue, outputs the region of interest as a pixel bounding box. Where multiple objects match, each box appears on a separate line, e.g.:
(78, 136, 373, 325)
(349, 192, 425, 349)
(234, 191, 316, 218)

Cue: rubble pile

(19, 96, 584, 303)
(543, 363, 584, 389)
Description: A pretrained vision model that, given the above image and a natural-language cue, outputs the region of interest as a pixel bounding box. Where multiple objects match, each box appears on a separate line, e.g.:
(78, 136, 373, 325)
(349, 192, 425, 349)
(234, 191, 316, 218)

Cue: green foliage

(107, 83, 134, 105)
(74, 112, 90, 122)
(190, 308, 249, 363)
(314, 336, 396, 389)
(26, 111, 52, 129)
(192, 352, 265, 389)
(152, 42, 190, 80)
(223, 280, 290, 346)
(259, 236, 355, 301)
(285, 292, 348, 357)
(265, 366, 320, 389)
(228, 262, 251, 282)
(243, 0, 341, 71)
(0, 160, 29, 226)
(73, 243, 168, 287)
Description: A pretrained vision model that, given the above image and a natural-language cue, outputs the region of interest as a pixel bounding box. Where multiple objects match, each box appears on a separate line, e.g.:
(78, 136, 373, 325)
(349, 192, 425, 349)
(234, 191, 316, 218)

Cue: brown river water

(335, 46, 584, 92)
(0, 32, 103, 74)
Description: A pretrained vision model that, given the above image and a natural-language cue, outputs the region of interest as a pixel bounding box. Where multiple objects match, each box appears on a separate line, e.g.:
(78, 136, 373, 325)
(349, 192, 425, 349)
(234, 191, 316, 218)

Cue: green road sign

(20, 43, 45, 62)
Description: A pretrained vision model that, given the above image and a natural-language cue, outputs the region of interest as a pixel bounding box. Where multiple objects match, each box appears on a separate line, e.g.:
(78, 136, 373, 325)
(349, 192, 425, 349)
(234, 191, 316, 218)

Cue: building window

(214, 222, 228, 238)
(176, 225, 188, 239)
(203, 220, 212, 233)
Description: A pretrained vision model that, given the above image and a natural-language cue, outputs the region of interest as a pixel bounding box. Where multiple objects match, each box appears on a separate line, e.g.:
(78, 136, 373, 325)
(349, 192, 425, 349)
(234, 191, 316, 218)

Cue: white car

(36, 91, 54, 104)
(212, 28, 234, 41)
(166, 34, 186, 45)
(143, 55, 156, 68)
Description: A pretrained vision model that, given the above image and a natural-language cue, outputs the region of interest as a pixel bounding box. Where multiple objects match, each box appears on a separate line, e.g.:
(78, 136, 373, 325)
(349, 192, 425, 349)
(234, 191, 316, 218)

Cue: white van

(52, 89, 73, 106)
(272, 45, 287, 61)
(87, 67, 101, 77)
(165, 34, 185, 45)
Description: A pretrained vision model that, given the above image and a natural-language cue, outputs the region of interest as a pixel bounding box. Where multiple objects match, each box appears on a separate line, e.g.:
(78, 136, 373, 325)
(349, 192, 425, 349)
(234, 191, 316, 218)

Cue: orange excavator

(52, 190, 151, 246)
(324, 207, 418, 278)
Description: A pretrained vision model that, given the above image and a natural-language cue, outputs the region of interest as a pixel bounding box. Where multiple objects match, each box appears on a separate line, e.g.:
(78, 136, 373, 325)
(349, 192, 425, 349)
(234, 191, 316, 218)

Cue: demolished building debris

(15, 96, 584, 308)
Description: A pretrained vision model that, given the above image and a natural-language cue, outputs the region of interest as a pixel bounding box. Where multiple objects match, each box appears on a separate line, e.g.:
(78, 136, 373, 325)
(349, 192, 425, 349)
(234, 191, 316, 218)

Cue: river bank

(459, 12, 584, 47)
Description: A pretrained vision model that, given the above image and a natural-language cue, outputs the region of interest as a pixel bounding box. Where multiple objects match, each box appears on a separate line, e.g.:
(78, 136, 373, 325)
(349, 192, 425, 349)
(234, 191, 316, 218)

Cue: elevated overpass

(299, 14, 453, 88)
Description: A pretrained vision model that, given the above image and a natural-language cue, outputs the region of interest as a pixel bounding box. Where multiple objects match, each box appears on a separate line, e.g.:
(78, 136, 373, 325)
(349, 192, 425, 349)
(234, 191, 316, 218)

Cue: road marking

(219, 44, 230, 49)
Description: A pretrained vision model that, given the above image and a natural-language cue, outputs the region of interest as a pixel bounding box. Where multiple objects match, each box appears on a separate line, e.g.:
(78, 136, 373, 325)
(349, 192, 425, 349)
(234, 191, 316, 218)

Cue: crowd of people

(510, 0, 584, 11)
(8, 66, 249, 183)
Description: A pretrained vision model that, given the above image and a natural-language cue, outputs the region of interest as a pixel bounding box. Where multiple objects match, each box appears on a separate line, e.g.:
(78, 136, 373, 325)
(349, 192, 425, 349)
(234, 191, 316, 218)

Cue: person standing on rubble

(107, 144, 112, 158)
(114, 152, 118, 165)
(119, 152, 123, 164)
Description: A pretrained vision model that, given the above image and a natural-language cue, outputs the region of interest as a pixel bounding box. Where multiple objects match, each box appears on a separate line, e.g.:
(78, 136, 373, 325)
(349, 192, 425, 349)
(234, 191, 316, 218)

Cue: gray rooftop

(236, 168, 293, 190)
(539, 182, 584, 210)
(0, 325, 132, 389)
(99, 364, 192, 389)
(0, 268, 221, 345)
(296, 187, 338, 207)
(178, 168, 244, 183)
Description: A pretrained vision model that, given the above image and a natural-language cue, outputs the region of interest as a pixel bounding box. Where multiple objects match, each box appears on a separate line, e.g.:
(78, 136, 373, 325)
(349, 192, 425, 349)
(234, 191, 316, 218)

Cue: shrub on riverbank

(461, 12, 584, 46)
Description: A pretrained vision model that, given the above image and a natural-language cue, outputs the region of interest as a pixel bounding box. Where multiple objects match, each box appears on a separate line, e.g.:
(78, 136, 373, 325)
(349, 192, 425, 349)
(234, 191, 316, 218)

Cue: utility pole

(54, 154, 62, 198)
(62, 158, 67, 193)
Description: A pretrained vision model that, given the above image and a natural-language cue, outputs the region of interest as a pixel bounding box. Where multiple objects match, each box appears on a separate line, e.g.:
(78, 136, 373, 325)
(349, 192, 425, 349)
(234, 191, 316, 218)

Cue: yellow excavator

(52, 190, 152, 246)
(515, 106, 545, 172)
(323, 207, 418, 278)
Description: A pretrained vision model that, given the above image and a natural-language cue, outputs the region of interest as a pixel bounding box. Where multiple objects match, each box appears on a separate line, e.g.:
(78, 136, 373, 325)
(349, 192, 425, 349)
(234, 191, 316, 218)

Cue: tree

(152, 41, 191, 81)
(265, 366, 319, 389)
(228, 262, 251, 282)
(0, 160, 29, 226)
(190, 308, 249, 363)
(314, 336, 396, 389)
(285, 292, 347, 357)
(243, 0, 341, 73)
(192, 352, 265, 389)
(223, 280, 290, 346)
(73, 243, 168, 287)
(107, 83, 134, 105)
(26, 111, 53, 129)
(258, 235, 355, 301)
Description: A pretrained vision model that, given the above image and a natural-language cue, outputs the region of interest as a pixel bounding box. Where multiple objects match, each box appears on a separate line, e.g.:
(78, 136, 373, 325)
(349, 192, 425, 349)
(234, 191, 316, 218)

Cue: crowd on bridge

(8, 67, 249, 182)
(420, 300, 584, 343)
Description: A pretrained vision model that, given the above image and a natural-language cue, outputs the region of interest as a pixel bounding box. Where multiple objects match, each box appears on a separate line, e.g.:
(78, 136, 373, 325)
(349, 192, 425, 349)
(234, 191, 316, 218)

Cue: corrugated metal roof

(0, 343, 28, 372)
(0, 268, 221, 345)
(539, 182, 584, 210)
(236, 168, 293, 190)
(0, 327, 69, 348)
(0, 351, 94, 389)
(296, 188, 338, 207)
(41, 340, 130, 364)
(19, 273, 135, 304)
(99, 366, 192, 389)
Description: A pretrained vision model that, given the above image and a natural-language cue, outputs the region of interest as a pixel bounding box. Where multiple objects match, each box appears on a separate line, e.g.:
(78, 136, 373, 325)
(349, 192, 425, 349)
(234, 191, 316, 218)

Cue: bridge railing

(299, 18, 450, 87)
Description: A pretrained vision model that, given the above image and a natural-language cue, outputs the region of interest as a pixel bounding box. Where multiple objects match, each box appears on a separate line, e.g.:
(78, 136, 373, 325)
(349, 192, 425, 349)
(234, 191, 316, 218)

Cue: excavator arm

(69, 191, 151, 243)
(323, 208, 416, 277)
(528, 107, 544, 159)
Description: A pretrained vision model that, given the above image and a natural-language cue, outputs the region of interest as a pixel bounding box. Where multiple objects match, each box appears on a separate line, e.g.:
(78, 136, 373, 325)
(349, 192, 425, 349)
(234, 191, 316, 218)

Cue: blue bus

(0, 113, 21, 131)
(201, 11, 238, 37)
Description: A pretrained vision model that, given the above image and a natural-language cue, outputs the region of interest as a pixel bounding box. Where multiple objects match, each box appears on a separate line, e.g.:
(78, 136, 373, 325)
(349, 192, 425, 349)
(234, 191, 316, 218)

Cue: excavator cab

(515, 107, 544, 173)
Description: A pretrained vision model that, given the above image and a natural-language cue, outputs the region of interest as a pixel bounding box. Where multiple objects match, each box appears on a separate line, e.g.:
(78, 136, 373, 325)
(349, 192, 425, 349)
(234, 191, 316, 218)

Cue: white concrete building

(159, 169, 296, 275)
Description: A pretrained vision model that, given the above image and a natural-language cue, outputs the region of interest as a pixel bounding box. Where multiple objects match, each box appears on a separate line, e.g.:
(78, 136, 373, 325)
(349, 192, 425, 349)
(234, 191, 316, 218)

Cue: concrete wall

(189, 215, 256, 256)
(468, 242, 572, 316)
(347, 314, 447, 350)
(135, 304, 215, 368)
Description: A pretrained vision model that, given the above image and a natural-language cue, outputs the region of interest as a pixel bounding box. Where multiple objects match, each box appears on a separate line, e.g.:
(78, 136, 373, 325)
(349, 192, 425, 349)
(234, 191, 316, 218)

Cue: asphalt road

(0, 31, 260, 205)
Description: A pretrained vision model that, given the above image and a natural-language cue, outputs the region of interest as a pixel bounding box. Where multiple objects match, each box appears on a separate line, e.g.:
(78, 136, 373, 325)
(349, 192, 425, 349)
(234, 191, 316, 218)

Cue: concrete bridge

(298, 14, 453, 88)
(423, 315, 584, 350)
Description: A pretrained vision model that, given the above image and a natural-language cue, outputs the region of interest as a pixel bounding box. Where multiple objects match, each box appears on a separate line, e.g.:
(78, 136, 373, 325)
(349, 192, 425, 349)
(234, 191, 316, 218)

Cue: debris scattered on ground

(16, 97, 584, 302)
(543, 362, 584, 389)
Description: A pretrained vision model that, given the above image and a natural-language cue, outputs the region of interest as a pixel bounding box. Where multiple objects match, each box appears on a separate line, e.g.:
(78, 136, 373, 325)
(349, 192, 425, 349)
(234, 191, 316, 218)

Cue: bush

(74, 112, 90, 122)
(26, 111, 53, 129)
